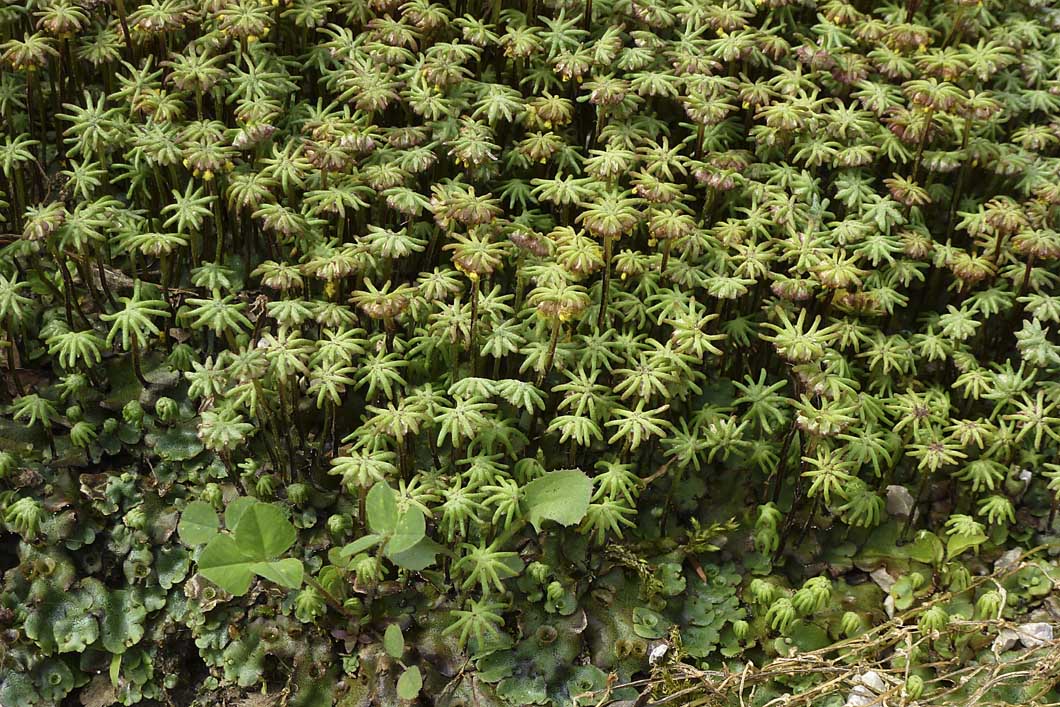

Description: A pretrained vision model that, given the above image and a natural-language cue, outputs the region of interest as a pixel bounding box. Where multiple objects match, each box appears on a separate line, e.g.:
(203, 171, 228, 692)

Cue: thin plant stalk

(596, 235, 613, 331)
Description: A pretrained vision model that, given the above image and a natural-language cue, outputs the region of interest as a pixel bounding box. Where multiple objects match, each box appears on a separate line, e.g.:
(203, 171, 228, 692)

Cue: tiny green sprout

(294, 587, 326, 624)
(792, 577, 831, 614)
(201, 483, 223, 508)
(286, 483, 309, 506)
(918, 605, 949, 635)
(255, 474, 278, 498)
(945, 514, 988, 558)
(766, 598, 796, 633)
(837, 479, 885, 528)
(327, 514, 352, 538)
(122, 400, 144, 427)
(840, 612, 863, 637)
(748, 578, 776, 605)
(905, 675, 925, 701)
(69, 420, 97, 449)
(443, 597, 506, 651)
(0, 451, 15, 479)
(943, 563, 972, 592)
(977, 495, 1015, 526)
(580, 497, 637, 545)
(4, 496, 44, 539)
(124, 506, 147, 530)
(976, 590, 1004, 620)
(350, 554, 384, 585)
(527, 562, 551, 585)
(155, 397, 178, 423)
(11, 393, 59, 432)
(754, 505, 782, 554)
(452, 540, 520, 596)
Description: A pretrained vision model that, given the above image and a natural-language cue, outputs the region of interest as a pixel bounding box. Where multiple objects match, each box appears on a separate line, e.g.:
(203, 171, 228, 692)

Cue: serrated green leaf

(366, 482, 398, 534)
(523, 469, 592, 531)
(397, 666, 422, 700)
(177, 501, 219, 545)
(384, 623, 404, 659)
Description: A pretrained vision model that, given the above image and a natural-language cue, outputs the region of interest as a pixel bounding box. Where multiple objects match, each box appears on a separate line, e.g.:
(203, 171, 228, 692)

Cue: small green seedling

(383, 623, 423, 701)
(331, 481, 441, 572)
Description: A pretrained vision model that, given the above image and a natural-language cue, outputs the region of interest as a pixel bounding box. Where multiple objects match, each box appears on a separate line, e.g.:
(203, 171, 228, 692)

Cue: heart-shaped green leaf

(198, 535, 255, 596)
(523, 469, 592, 531)
(249, 558, 303, 589)
(233, 502, 296, 559)
(178, 501, 219, 546)
(197, 501, 303, 595)
(224, 496, 257, 531)
(388, 537, 444, 571)
(386, 507, 426, 556)
(366, 482, 398, 534)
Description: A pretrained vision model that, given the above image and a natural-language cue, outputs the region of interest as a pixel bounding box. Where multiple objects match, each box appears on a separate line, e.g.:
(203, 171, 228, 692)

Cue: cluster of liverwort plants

(2, 0, 1060, 703)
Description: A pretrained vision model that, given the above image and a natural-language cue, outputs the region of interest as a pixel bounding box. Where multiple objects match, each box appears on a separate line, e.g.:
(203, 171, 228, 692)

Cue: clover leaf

(177, 501, 219, 546)
(194, 501, 303, 596)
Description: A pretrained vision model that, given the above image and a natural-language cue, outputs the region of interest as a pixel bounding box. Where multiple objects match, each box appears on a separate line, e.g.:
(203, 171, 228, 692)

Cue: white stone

(859, 671, 886, 693)
(1016, 623, 1053, 648)
(886, 485, 916, 518)
(844, 685, 876, 707)
(648, 642, 669, 665)
(870, 567, 897, 593)
(992, 628, 1019, 654)
(994, 549, 1022, 573)
(845, 671, 888, 707)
